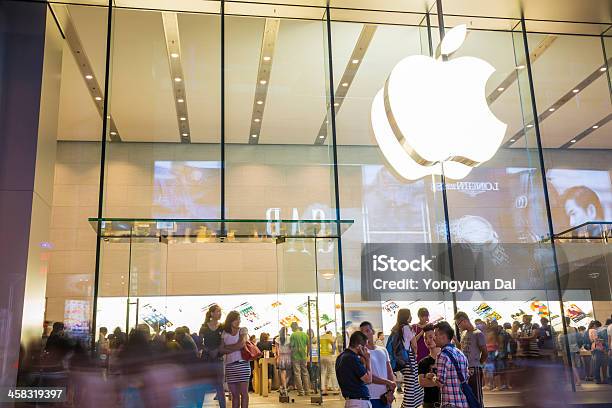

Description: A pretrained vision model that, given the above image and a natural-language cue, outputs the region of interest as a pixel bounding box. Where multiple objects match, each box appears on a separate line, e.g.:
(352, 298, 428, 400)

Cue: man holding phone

(336, 331, 373, 407)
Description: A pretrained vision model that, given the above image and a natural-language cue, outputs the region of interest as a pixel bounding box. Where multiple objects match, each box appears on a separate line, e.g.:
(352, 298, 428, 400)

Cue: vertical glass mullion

(324, 6, 347, 345)
(90, 0, 114, 353)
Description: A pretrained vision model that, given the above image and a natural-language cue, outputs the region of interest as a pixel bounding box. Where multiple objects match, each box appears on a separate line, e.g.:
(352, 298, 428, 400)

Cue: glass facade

(1, 0, 611, 404)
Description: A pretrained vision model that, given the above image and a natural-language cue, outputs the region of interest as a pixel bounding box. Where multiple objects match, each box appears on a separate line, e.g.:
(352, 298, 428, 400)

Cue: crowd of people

(17, 305, 612, 408)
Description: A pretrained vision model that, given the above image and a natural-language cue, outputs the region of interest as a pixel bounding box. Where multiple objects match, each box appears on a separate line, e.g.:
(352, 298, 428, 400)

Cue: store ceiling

(53, 4, 611, 149)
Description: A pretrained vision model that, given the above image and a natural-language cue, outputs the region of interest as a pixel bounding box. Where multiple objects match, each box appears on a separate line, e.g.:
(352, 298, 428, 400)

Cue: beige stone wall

(46, 141, 612, 326)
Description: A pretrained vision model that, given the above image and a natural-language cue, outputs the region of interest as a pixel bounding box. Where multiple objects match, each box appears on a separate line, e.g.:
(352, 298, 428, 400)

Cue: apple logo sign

(371, 24, 507, 180)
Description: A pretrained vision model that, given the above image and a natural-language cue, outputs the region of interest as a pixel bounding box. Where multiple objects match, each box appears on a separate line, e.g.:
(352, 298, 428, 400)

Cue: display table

(253, 357, 275, 397)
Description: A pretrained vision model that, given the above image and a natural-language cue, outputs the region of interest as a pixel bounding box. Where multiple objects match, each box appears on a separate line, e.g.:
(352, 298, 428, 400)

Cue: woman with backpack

(390, 309, 424, 408)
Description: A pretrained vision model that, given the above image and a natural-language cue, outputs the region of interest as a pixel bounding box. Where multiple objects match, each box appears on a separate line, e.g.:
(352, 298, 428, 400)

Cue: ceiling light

(110, 131, 117, 136)
(526, 124, 534, 128)
(263, 56, 271, 61)
(95, 96, 102, 101)
(592, 125, 599, 129)
(254, 118, 260, 122)
(342, 82, 348, 87)
(352, 59, 359, 64)
(570, 139, 576, 143)
(260, 80, 267, 85)
(257, 100, 263, 105)
(182, 133, 188, 137)
(497, 87, 504, 91)
(106, 115, 111, 119)
(251, 134, 257, 138)
(549, 108, 555, 112)
(600, 67, 607, 72)
(174, 77, 182, 82)
(180, 117, 186, 121)
(319, 135, 325, 139)
(516, 65, 525, 70)
(170, 53, 179, 58)
(334, 102, 339, 107)
(572, 89, 579, 93)
(85, 74, 93, 80)
(177, 98, 184, 103)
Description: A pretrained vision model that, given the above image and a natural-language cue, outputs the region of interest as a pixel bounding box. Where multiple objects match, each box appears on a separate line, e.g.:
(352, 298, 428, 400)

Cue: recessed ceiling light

(95, 96, 102, 101)
(263, 56, 271, 61)
(174, 77, 182, 82)
(319, 135, 325, 139)
(497, 87, 504, 91)
(85, 74, 93, 80)
(177, 98, 184, 103)
(570, 139, 576, 143)
(572, 89, 579, 93)
(257, 100, 263, 105)
(110, 131, 117, 136)
(251, 134, 257, 138)
(171, 53, 179, 58)
(352, 59, 359, 64)
(526, 124, 534, 128)
(592, 125, 599, 129)
(254, 118, 260, 122)
(334, 102, 339, 107)
(548, 108, 555, 112)
(516, 65, 525, 70)
(182, 133, 188, 137)
(106, 115, 111, 119)
(180, 117, 186, 121)
(342, 82, 348, 87)
(510, 139, 515, 142)
(260, 80, 267, 85)
(600, 67, 607, 72)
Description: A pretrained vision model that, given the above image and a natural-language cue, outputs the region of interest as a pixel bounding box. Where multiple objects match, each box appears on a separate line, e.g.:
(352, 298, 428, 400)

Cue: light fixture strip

(560, 114, 611, 149)
(487, 35, 556, 105)
(504, 58, 612, 148)
(315, 24, 377, 145)
(248, 18, 280, 145)
(63, 9, 121, 142)
(162, 12, 191, 143)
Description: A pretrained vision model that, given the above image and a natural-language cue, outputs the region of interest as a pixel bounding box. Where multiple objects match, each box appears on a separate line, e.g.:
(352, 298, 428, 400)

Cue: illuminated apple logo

(371, 24, 507, 180)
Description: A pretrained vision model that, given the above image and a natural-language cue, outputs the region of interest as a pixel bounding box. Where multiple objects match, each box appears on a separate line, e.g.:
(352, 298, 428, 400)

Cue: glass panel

(104, 7, 221, 220)
(330, 8, 454, 345)
(527, 27, 612, 393)
(276, 238, 321, 400)
(224, 5, 335, 226)
(46, 3, 108, 349)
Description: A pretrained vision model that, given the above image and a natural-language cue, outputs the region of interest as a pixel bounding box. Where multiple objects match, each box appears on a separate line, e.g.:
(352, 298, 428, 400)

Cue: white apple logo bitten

(371, 24, 507, 180)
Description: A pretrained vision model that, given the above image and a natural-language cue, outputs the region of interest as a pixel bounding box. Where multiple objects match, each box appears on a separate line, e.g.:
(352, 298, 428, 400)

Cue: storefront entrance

(90, 218, 352, 404)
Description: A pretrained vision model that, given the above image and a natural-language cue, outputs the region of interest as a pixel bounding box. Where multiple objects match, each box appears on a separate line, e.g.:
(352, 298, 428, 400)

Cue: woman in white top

(221, 311, 249, 408)
(274, 326, 292, 397)
(391, 308, 424, 408)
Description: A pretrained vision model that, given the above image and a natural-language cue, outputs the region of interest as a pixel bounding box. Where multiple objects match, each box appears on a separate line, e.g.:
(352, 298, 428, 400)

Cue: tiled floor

(202, 383, 612, 407)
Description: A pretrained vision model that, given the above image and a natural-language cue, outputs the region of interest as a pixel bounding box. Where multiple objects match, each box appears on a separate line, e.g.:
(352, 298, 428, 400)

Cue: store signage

(432, 181, 500, 197)
(371, 24, 507, 180)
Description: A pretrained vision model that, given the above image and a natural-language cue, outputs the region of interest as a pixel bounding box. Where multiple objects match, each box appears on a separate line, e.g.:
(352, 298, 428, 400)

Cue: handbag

(241, 341, 262, 361)
(442, 349, 482, 408)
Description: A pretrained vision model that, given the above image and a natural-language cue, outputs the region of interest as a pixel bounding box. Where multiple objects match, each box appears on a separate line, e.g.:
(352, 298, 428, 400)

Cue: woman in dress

(200, 304, 226, 408)
(274, 327, 292, 397)
(392, 309, 424, 408)
(221, 311, 250, 408)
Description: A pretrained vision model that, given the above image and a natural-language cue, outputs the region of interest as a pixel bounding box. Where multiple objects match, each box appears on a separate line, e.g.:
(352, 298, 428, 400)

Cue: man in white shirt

(360, 322, 396, 408)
